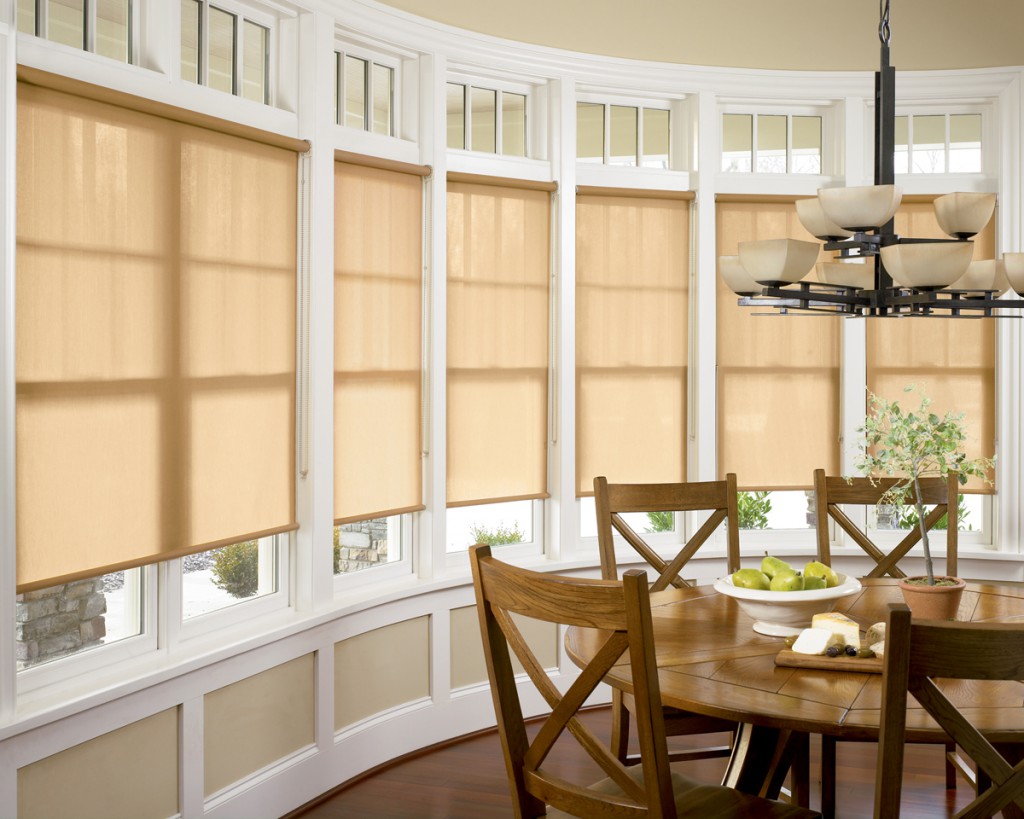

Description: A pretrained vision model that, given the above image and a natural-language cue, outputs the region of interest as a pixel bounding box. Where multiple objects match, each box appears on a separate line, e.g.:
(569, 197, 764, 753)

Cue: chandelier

(723, 0, 1024, 317)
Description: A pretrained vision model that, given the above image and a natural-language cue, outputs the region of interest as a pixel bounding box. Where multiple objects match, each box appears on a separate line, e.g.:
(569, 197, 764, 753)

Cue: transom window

(576, 102, 670, 168)
(180, 0, 271, 104)
(336, 52, 395, 135)
(721, 112, 822, 174)
(446, 82, 527, 156)
(18, 0, 132, 62)
(895, 113, 982, 174)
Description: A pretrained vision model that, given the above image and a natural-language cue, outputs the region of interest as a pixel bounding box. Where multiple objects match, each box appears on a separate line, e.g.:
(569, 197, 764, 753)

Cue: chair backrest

(874, 603, 1024, 819)
(813, 468, 958, 578)
(469, 543, 677, 819)
(594, 475, 740, 591)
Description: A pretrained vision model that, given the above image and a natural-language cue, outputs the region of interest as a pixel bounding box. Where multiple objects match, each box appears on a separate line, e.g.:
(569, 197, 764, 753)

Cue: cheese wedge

(870, 640, 885, 658)
(791, 627, 845, 656)
(865, 622, 886, 647)
(811, 612, 861, 648)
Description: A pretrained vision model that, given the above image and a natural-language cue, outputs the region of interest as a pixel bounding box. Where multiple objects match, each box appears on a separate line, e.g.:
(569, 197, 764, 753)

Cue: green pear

(804, 560, 840, 588)
(769, 570, 803, 592)
(802, 575, 828, 590)
(760, 553, 792, 579)
(731, 568, 770, 590)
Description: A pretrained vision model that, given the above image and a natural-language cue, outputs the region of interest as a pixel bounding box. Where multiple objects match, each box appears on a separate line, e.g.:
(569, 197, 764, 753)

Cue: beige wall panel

(379, 0, 1024, 71)
(334, 616, 430, 730)
(450, 605, 559, 690)
(18, 708, 178, 819)
(205, 654, 315, 796)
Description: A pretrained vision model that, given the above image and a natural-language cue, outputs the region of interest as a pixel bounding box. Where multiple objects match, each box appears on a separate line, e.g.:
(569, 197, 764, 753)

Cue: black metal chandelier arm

(879, 0, 891, 46)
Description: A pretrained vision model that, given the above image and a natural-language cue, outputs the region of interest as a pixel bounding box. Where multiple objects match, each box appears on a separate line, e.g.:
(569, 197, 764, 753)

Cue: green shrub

(645, 511, 674, 533)
(211, 540, 259, 598)
(895, 493, 971, 531)
(469, 522, 524, 546)
(737, 491, 771, 529)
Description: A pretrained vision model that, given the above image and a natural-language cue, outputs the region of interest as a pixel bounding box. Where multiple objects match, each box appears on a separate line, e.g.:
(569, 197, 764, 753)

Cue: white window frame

(335, 41, 403, 138)
(719, 105, 832, 177)
(890, 103, 994, 180)
(187, 0, 276, 105)
(446, 71, 534, 158)
(23, 0, 138, 63)
(574, 91, 674, 169)
(333, 513, 416, 591)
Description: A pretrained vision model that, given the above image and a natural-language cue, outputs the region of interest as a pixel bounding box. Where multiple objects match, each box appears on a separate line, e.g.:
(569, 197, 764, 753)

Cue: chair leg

(610, 689, 631, 764)
(820, 735, 837, 819)
(944, 741, 957, 789)
(788, 731, 811, 808)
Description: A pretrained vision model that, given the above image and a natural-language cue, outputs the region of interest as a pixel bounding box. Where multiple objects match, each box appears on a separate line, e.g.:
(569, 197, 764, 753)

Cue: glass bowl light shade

(1004, 253, 1024, 296)
(817, 184, 903, 231)
(948, 259, 1009, 295)
(933, 192, 996, 239)
(719, 254, 762, 296)
(880, 241, 974, 290)
(713, 573, 862, 636)
(795, 197, 854, 241)
(817, 260, 873, 289)
(738, 238, 819, 287)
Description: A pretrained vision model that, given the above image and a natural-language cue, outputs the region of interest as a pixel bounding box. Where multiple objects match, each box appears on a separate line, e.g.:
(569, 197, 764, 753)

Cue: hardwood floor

(291, 708, 978, 818)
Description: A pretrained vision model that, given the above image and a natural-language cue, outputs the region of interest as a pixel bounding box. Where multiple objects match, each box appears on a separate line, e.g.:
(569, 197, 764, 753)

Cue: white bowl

(796, 198, 854, 241)
(934, 192, 996, 239)
(817, 185, 903, 231)
(880, 241, 974, 291)
(948, 259, 1009, 296)
(1004, 253, 1024, 296)
(713, 573, 862, 637)
(738, 238, 819, 287)
(719, 254, 762, 296)
(817, 260, 873, 289)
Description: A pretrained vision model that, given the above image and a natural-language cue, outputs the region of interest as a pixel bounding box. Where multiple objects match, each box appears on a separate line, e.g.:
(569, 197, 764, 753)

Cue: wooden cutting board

(775, 648, 883, 674)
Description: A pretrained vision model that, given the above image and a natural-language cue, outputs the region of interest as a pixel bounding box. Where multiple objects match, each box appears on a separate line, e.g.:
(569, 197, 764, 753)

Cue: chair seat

(546, 762, 820, 819)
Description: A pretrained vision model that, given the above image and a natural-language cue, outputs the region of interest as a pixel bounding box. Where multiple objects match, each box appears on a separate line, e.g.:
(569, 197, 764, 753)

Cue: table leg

(721, 723, 807, 804)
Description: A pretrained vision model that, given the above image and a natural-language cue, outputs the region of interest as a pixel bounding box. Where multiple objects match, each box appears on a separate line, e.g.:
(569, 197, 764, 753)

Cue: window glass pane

(344, 55, 367, 130)
(576, 102, 604, 163)
(182, 537, 278, 620)
(371, 63, 393, 135)
(470, 86, 496, 153)
(722, 113, 752, 172)
(241, 20, 268, 104)
(207, 6, 236, 95)
(756, 114, 787, 173)
(912, 114, 946, 173)
(47, 0, 84, 49)
(642, 108, 670, 169)
(894, 115, 909, 174)
(334, 516, 404, 575)
(447, 501, 533, 553)
(609, 105, 638, 166)
(791, 116, 821, 174)
(950, 113, 982, 173)
(96, 0, 129, 62)
(17, 0, 36, 35)
(17, 568, 143, 670)
(502, 92, 527, 157)
(446, 82, 466, 149)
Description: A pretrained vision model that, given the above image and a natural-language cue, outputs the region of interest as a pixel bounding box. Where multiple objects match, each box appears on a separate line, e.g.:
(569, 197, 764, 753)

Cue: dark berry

(845, 645, 858, 656)
(825, 645, 841, 658)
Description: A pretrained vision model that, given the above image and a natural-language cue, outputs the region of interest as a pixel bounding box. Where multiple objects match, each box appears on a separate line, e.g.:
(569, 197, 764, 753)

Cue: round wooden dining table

(564, 577, 1024, 813)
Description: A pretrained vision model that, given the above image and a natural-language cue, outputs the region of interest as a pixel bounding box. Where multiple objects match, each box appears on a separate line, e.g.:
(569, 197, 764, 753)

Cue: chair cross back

(469, 543, 677, 819)
(875, 604, 1024, 819)
(813, 469, 958, 579)
(594, 475, 741, 592)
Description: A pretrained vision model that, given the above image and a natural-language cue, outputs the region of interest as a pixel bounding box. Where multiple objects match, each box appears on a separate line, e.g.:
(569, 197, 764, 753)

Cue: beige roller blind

(576, 193, 689, 497)
(716, 199, 840, 490)
(446, 180, 550, 506)
(334, 162, 424, 523)
(15, 83, 297, 592)
(866, 200, 996, 493)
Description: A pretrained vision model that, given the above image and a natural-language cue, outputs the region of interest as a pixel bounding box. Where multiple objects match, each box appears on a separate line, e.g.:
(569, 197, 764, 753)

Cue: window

(446, 501, 535, 553)
(19, 0, 132, 63)
(336, 53, 395, 136)
(721, 113, 822, 174)
(334, 516, 405, 575)
(182, 536, 279, 620)
(447, 83, 527, 156)
(894, 113, 982, 174)
(576, 102, 671, 168)
(180, 0, 271, 104)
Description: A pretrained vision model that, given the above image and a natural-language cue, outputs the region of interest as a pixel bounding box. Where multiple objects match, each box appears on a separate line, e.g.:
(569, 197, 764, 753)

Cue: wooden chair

(593, 475, 741, 770)
(813, 468, 959, 818)
(468, 543, 819, 819)
(875, 603, 1024, 819)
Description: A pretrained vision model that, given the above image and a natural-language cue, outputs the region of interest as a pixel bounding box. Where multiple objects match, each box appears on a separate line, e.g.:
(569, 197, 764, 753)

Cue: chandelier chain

(879, 0, 891, 46)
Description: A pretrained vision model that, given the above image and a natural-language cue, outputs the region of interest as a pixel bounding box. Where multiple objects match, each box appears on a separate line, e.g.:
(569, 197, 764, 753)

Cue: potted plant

(854, 386, 995, 618)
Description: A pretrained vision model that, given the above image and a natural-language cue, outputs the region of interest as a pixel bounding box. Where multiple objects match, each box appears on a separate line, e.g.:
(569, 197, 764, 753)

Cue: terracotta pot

(897, 576, 966, 621)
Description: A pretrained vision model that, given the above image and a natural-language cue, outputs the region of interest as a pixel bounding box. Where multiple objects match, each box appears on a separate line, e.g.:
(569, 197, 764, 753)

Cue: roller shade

(15, 83, 298, 592)
(576, 192, 689, 496)
(334, 161, 425, 523)
(446, 180, 550, 507)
